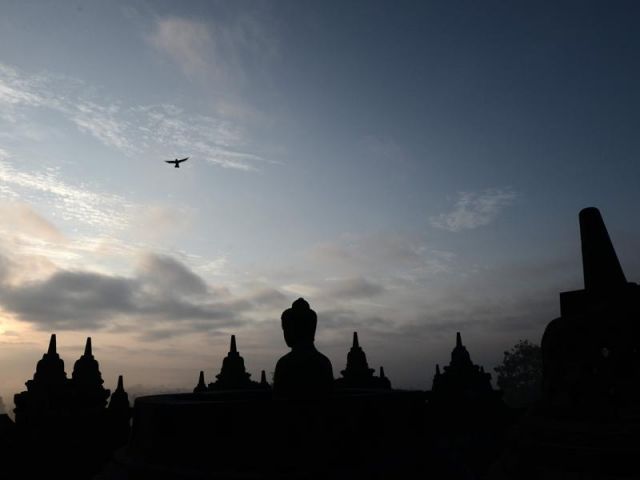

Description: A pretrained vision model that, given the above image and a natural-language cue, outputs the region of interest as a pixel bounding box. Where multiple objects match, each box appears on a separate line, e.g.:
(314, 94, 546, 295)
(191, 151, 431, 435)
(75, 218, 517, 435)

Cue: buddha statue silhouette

(273, 298, 334, 396)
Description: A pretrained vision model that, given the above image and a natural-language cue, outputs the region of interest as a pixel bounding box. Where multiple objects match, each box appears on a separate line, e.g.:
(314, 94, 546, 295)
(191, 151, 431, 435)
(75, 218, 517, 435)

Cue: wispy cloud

(145, 13, 278, 87)
(307, 232, 455, 281)
(323, 276, 386, 300)
(0, 203, 66, 243)
(430, 188, 518, 232)
(0, 63, 265, 170)
(147, 17, 214, 78)
(0, 153, 201, 278)
(0, 153, 132, 230)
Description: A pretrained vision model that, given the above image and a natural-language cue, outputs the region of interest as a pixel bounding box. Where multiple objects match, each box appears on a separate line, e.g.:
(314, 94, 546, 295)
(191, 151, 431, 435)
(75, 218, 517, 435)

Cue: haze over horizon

(0, 0, 639, 411)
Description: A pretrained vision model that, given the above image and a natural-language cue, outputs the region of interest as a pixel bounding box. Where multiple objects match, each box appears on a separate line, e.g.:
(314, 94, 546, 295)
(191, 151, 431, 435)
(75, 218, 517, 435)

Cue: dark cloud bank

(0, 245, 575, 358)
(0, 254, 263, 338)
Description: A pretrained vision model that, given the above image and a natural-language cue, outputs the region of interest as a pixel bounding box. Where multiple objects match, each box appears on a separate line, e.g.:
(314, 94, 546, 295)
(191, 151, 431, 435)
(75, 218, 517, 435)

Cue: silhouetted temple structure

(107, 375, 132, 450)
(430, 332, 499, 407)
(259, 369, 271, 389)
(0, 412, 16, 475)
(427, 332, 507, 476)
(542, 207, 640, 415)
(191, 335, 266, 392)
(335, 332, 392, 389)
(193, 370, 207, 393)
(14, 334, 66, 422)
(491, 207, 640, 479)
(104, 298, 450, 478)
(11, 207, 636, 479)
(71, 337, 111, 409)
(208, 335, 261, 390)
(378, 366, 391, 389)
(11, 334, 131, 478)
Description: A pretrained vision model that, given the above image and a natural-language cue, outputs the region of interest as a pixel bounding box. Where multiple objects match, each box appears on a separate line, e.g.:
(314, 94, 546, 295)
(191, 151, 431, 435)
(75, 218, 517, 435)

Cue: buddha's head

(281, 298, 317, 348)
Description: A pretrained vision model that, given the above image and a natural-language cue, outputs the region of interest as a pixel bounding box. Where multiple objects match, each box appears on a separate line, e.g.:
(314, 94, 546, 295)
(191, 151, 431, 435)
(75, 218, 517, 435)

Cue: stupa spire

(450, 332, 473, 368)
(48, 333, 57, 355)
(108, 375, 130, 411)
(28, 332, 67, 390)
(71, 336, 109, 408)
(353, 332, 359, 348)
(194, 371, 207, 393)
(230, 335, 237, 354)
(579, 207, 627, 291)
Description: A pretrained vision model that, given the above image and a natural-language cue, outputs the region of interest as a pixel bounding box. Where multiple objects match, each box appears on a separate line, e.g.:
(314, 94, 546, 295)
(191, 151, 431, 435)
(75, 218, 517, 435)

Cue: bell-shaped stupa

(71, 337, 110, 409)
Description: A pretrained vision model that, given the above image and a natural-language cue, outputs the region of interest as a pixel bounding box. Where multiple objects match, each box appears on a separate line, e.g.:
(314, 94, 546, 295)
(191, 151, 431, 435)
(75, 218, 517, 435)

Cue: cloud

(0, 203, 66, 243)
(279, 277, 385, 307)
(0, 253, 240, 336)
(0, 220, 578, 390)
(129, 205, 193, 242)
(71, 101, 135, 153)
(243, 287, 288, 308)
(0, 153, 132, 231)
(322, 277, 386, 300)
(137, 253, 208, 297)
(134, 104, 262, 170)
(0, 150, 128, 227)
(317, 307, 388, 331)
(145, 12, 278, 87)
(0, 62, 265, 170)
(307, 233, 456, 281)
(0, 248, 298, 342)
(0, 158, 206, 276)
(1, 270, 136, 329)
(147, 17, 214, 78)
(430, 188, 518, 232)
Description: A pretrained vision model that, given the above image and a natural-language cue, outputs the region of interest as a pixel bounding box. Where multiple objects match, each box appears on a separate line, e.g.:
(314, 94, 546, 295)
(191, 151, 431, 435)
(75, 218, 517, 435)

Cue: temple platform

(490, 410, 640, 479)
(106, 389, 436, 479)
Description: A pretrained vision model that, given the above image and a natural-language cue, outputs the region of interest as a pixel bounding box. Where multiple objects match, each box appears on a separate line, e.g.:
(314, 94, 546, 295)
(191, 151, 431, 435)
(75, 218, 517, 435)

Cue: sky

(0, 0, 639, 412)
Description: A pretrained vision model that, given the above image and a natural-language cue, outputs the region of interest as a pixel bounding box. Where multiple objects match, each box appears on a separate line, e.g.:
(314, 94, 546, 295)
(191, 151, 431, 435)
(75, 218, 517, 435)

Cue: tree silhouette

(494, 339, 542, 408)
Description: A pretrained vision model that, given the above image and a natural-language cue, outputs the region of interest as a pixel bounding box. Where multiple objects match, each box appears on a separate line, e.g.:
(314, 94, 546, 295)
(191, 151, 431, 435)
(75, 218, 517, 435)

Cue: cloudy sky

(0, 0, 639, 410)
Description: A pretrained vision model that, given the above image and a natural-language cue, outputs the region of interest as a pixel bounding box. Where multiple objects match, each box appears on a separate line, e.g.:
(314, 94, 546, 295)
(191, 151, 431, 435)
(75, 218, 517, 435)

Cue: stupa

(193, 371, 208, 393)
(14, 334, 68, 422)
(335, 332, 391, 389)
(71, 337, 110, 409)
(259, 370, 271, 389)
(430, 332, 497, 406)
(208, 335, 260, 390)
(12, 335, 132, 478)
(108, 375, 132, 447)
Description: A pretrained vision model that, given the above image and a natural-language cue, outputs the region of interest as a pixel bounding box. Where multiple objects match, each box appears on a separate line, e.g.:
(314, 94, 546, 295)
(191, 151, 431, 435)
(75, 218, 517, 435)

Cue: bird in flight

(165, 157, 189, 168)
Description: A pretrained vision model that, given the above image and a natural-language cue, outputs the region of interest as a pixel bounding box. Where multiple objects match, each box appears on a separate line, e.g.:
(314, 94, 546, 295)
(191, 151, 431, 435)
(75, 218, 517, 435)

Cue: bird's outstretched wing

(165, 160, 176, 164)
(177, 157, 189, 163)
